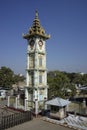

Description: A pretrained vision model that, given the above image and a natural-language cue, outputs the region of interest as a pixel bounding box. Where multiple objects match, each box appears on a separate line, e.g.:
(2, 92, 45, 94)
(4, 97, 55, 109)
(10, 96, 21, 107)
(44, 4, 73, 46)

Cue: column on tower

(34, 47, 38, 87)
(26, 56, 29, 86)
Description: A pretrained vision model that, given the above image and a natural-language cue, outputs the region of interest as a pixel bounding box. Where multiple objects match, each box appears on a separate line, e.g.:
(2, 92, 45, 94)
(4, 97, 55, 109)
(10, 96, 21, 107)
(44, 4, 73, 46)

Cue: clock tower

(23, 11, 50, 112)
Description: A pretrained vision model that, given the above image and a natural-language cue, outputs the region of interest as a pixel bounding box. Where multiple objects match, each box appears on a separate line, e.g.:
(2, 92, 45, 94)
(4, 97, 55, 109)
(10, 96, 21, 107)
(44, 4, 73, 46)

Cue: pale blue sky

(0, 0, 87, 75)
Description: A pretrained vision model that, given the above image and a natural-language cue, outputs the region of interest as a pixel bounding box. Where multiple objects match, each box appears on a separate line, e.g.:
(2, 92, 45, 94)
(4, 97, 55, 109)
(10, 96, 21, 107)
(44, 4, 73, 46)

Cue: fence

(8, 96, 26, 110)
(0, 111, 32, 130)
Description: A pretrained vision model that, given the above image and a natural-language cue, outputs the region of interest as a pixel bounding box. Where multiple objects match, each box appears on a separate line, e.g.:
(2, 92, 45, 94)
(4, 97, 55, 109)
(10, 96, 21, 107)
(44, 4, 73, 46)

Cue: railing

(0, 111, 32, 130)
(7, 96, 25, 110)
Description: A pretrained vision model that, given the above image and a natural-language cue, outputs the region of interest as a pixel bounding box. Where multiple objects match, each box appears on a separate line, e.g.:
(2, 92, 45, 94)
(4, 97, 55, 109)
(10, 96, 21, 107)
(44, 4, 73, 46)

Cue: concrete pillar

(15, 96, 18, 109)
(83, 99, 86, 114)
(35, 99, 38, 117)
(83, 99, 86, 108)
(25, 88, 28, 100)
(17, 95, 20, 106)
(7, 96, 10, 107)
(26, 72, 29, 87)
(44, 97, 47, 110)
(24, 99, 27, 111)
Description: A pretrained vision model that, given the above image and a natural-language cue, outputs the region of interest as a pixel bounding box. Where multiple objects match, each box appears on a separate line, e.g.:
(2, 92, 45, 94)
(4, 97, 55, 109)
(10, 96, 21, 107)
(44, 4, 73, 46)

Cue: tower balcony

(27, 50, 45, 55)
(25, 84, 48, 89)
(26, 67, 46, 71)
(35, 66, 46, 71)
(38, 85, 49, 89)
(38, 68, 46, 71)
(38, 51, 45, 55)
(27, 50, 35, 54)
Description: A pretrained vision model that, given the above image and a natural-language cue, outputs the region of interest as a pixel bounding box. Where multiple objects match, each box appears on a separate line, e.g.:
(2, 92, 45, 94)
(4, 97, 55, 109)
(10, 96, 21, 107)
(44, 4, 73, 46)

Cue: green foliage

(0, 66, 14, 89)
(14, 74, 25, 84)
(48, 71, 77, 99)
(0, 66, 25, 89)
(66, 73, 87, 86)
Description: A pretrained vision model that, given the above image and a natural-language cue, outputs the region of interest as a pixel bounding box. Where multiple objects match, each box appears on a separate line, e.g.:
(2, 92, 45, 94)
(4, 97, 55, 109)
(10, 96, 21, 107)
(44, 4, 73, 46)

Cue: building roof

(46, 97, 70, 107)
(23, 10, 50, 39)
(79, 86, 87, 90)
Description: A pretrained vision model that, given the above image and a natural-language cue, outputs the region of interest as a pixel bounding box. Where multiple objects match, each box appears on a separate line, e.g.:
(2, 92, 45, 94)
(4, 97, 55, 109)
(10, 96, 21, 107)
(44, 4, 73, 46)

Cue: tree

(0, 66, 14, 89)
(14, 74, 25, 84)
(66, 72, 87, 86)
(0, 66, 25, 89)
(72, 73, 83, 85)
(47, 71, 76, 99)
(82, 74, 87, 85)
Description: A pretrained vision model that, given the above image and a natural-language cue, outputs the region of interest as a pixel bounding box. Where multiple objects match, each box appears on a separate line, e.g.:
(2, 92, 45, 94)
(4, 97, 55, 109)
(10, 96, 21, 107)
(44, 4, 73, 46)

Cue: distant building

(0, 89, 7, 99)
(79, 72, 84, 75)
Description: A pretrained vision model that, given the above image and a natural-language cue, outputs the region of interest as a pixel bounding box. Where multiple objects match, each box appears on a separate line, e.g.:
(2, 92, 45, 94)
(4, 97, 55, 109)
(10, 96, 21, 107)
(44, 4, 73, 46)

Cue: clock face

(30, 40, 34, 47)
(38, 40, 43, 46)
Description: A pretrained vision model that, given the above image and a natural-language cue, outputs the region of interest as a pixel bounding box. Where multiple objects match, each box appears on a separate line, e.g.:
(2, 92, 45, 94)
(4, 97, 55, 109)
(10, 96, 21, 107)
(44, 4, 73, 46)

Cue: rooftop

(46, 97, 70, 107)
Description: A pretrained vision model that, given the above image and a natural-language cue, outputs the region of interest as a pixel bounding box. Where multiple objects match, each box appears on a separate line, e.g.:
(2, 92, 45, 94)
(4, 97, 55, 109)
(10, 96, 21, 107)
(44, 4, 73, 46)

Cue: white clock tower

(23, 11, 50, 112)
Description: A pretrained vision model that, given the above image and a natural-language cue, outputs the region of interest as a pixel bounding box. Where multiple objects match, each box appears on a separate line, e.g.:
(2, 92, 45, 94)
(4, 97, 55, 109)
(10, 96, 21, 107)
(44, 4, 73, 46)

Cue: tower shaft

(23, 11, 50, 112)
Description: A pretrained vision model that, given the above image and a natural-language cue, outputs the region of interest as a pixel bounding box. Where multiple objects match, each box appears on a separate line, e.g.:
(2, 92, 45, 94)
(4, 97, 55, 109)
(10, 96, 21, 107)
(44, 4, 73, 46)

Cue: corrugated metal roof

(46, 97, 70, 107)
(79, 86, 87, 90)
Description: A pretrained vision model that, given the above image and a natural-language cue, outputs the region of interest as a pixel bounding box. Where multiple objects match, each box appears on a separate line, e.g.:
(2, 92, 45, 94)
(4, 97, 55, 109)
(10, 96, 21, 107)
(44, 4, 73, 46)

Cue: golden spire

(23, 11, 50, 39)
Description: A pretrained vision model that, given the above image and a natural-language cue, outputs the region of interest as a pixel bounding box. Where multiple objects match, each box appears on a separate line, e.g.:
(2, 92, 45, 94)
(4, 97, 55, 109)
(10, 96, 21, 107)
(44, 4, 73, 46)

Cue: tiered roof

(23, 10, 50, 39)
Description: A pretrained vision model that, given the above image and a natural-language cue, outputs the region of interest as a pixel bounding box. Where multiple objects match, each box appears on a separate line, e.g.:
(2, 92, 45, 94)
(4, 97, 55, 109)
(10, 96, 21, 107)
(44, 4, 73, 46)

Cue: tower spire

(35, 10, 38, 19)
(23, 11, 50, 39)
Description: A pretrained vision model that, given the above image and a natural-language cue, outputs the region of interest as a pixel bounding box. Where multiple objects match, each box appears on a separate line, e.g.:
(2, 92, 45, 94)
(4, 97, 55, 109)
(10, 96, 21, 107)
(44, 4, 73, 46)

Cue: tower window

(39, 74, 42, 84)
(39, 57, 42, 67)
(29, 54, 34, 68)
(29, 72, 34, 86)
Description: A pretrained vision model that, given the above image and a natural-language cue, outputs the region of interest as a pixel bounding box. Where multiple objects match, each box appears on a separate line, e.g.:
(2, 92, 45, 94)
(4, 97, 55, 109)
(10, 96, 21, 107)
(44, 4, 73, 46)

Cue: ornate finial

(35, 10, 38, 19)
